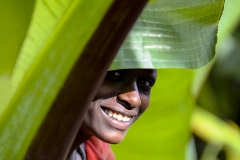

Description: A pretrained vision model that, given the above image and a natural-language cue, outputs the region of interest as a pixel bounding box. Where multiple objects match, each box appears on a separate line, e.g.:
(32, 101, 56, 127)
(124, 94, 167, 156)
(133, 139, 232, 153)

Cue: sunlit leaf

(110, 0, 224, 70)
(0, 0, 112, 159)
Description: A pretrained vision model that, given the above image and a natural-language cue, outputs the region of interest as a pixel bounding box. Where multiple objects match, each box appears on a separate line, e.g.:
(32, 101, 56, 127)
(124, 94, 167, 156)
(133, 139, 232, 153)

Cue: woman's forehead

(111, 68, 156, 74)
(109, 69, 157, 80)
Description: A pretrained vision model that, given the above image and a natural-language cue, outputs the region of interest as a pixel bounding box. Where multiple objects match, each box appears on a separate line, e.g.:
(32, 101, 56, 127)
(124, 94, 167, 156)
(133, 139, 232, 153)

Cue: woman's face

(81, 69, 157, 144)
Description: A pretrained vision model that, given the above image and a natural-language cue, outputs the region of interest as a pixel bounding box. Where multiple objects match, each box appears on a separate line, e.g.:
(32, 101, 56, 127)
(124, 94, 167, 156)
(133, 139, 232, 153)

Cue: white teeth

(113, 113, 117, 118)
(108, 110, 113, 116)
(104, 109, 131, 122)
(117, 114, 122, 121)
(122, 116, 128, 122)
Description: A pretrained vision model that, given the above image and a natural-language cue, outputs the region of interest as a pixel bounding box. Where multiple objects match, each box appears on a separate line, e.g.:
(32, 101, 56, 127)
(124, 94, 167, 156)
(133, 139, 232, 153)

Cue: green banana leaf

(110, 0, 224, 69)
(0, 0, 112, 159)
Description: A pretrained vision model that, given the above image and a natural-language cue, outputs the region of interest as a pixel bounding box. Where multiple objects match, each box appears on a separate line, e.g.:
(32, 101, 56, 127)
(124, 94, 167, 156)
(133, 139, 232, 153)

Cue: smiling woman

(68, 69, 157, 160)
(0, 0, 224, 159)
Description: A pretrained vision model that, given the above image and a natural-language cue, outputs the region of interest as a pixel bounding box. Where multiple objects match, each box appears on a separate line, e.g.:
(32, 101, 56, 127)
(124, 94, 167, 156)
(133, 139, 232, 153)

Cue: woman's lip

(100, 107, 134, 131)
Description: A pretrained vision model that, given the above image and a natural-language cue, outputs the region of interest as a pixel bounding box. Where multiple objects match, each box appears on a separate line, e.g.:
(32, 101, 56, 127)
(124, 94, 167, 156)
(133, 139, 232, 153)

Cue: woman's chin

(99, 131, 127, 144)
(102, 137, 124, 144)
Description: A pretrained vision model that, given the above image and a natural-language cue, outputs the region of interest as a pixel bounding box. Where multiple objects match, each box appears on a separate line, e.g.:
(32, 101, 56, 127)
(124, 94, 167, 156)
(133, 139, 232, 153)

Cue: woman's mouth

(103, 108, 132, 122)
(101, 106, 135, 130)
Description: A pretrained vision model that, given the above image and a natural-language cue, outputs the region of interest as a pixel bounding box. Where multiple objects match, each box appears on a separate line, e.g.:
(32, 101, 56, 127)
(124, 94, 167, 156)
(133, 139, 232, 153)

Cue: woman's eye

(144, 80, 151, 86)
(108, 71, 122, 77)
(139, 79, 154, 87)
(113, 71, 121, 77)
(105, 70, 123, 81)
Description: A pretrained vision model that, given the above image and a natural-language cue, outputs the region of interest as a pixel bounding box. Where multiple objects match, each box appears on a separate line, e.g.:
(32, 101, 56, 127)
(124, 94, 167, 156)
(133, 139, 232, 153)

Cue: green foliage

(110, 0, 224, 69)
(0, 0, 112, 159)
(0, 0, 35, 77)
(192, 108, 240, 160)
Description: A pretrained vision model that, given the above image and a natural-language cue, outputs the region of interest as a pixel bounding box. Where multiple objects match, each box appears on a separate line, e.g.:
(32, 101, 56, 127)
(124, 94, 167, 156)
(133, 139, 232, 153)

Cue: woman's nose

(117, 90, 141, 108)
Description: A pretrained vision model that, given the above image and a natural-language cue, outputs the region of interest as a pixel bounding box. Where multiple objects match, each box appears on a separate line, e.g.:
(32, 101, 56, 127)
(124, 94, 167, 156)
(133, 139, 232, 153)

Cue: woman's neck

(68, 126, 91, 156)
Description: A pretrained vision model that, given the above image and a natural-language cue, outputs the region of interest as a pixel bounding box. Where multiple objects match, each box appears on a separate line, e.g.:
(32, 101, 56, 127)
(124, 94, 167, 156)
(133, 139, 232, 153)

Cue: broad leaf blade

(0, 0, 112, 159)
(110, 0, 224, 69)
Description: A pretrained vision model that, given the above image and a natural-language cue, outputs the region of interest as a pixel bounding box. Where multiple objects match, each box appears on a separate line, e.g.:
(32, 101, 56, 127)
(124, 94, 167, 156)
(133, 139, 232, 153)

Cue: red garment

(85, 136, 116, 160)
